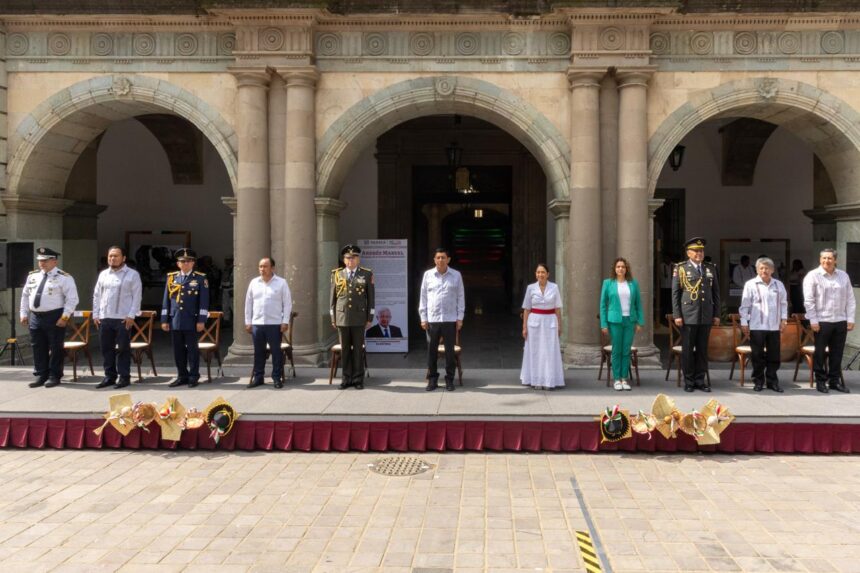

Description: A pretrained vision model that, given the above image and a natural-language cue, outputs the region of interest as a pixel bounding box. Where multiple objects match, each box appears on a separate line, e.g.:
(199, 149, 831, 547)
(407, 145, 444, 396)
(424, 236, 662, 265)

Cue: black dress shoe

(354, 381, 364, 390)
(187, 379, 199, 388)
(247, 378, 264, 389)
(832, 383, 850, 393)
(168, 378, 188, 388)
(753, 383, 763, 392)
(28, 378, 47, 388)
(445, 379, 455, 391)
(426, 379, 438, 392)
(339, 380, 352, 390)
(816, 382, 829, 394)
(273, 380, 284, 389)
(114, 378, 131, 389)
(701, 385, 711, 393)
(45, 378, 61, 388)
(683, 385, 694, 393)
(96, 377, 116, 389)
(771, 384, 785, 393)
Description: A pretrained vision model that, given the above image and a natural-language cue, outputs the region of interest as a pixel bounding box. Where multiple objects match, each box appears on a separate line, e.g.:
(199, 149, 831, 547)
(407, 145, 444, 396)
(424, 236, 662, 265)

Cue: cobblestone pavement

(0, 451, 858, 573)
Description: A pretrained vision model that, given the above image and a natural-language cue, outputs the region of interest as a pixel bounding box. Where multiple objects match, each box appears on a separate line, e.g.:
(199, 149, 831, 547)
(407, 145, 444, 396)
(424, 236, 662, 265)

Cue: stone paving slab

(2, 366, 860, 422)
(0, 450, 859, 572)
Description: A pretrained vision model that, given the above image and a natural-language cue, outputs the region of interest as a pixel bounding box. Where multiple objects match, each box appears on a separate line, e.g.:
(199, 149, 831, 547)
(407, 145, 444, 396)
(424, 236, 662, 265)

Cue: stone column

(617, 70, 653, 348)
(280, 68, 320, 358)
(229, 69, 271, 358)
(268, 73, 286, 268)
(315, 197, 347, 344)
(548, 198, 571, 344)
(600, 73, 619, 274)
(565, 69, 604, 364)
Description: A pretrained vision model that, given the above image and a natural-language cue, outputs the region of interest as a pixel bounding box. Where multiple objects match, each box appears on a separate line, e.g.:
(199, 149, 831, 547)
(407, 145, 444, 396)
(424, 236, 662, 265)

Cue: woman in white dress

(520, 263, 565, 389)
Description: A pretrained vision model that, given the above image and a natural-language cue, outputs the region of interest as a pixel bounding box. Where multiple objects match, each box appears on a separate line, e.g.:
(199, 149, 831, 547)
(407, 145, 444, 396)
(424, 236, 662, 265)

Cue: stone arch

(317, 76, 570, 201)
(7, 74, 238, 198)
(647, 77, 860, 204)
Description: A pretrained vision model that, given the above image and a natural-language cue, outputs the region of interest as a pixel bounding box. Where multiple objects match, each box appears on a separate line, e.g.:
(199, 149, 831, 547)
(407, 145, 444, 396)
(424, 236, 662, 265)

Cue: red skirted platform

(1, 418, 860, 454)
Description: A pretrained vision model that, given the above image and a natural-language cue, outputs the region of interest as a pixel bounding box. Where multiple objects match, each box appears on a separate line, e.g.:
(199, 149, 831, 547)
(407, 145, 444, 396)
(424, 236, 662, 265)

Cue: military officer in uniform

(330, 245, 375, 390)
(672, 237, 721, 392)
(19, 247, 79, 388)
(161, 248, 210, 388)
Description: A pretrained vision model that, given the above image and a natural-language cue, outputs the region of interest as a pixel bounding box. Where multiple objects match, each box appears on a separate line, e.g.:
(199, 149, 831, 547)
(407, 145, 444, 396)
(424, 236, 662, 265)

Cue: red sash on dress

(530, 308, 556, 315)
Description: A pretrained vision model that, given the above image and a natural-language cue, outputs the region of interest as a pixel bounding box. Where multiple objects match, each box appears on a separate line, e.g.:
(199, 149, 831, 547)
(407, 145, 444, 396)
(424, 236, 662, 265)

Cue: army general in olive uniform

(330, 245, 375, 390)
(671, 237, 721, 392)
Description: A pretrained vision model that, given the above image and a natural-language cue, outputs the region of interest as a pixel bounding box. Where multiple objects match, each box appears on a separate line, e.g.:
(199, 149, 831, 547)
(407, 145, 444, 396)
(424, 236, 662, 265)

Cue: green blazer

(599, 278, 644, 328)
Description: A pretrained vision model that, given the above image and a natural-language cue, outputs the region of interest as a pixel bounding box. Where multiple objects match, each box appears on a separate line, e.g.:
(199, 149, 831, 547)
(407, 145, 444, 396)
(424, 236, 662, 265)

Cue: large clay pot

(779, 322, 801, 362)
(707, 325, 736, 362)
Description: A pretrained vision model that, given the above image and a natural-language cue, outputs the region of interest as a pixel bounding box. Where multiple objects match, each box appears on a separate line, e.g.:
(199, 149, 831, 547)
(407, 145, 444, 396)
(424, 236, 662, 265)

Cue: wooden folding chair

(129, 311, 158, 381)
(328, 340, 370, 384)
(421, 330, 463, 386)
(792, 313, 833, 388)
(248, 311, 299, 379)
(729, 313, 752, 386)
(198, 311, 223, 382)
(598, 324, 640, 387)
(64, 310, 94, 381)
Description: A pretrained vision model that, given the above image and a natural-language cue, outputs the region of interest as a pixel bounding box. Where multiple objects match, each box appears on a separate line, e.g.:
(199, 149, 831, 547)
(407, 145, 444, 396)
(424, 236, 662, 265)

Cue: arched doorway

(317, 77, 567, 365)
(648, 77, 860, 357)
(3, 75, 237, 348)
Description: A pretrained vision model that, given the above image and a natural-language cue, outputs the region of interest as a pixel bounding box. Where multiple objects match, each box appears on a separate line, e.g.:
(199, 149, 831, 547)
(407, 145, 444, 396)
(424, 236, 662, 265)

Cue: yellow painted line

(576, 529, 603, 573)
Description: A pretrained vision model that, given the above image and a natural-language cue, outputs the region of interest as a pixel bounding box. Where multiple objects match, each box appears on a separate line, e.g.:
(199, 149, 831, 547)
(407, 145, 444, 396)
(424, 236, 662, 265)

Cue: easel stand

(0, 288, 25, 366)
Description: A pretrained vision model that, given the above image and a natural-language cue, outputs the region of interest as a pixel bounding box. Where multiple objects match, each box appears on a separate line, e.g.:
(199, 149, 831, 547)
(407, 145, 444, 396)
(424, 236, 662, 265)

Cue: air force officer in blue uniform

(161, 248, 209, 388)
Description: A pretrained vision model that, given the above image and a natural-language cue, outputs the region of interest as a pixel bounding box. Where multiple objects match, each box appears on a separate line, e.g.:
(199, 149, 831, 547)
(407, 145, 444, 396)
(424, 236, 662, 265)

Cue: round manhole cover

(368, 456, 432, 477)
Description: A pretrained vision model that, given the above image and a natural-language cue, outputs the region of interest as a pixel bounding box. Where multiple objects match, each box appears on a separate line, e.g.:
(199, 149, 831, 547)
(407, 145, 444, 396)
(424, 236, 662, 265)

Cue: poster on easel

(359, 239, 408, 353)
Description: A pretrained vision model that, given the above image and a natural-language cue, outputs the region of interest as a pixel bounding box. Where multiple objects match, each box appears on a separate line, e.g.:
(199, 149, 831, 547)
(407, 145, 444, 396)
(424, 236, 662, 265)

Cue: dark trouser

(681, 323, 711, 388)
(99, 318, 131, 380)
(171, 329, 200, 381)
(814, 321, 847, 385)
(252, 324, 284, 382)
(30, 308, 65, 380)
(750, 329, 780, 387)
(338, 325, 366, 384)
(427, 321, 457, 383)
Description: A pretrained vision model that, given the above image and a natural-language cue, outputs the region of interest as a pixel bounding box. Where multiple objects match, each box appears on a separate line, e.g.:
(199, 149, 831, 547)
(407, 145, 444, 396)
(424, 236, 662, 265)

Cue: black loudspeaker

(0, 242, 35, 289)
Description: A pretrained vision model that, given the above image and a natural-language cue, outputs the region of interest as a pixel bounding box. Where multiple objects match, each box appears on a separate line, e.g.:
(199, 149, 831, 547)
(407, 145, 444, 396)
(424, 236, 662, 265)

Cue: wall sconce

(473, 209, 483, 219)
(669, 144, 686, 171)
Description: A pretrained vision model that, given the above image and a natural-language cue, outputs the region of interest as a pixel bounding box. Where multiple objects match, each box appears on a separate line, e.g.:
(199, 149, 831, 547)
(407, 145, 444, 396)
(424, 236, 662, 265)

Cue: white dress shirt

(419, 267, 465, 323)
(245, 274, 293, 326)
(92, 265, 142, 320)
(732, 264, 756, 287)
(803, 266, 857, 325)
(739, 276, 788, 331)
(19, 267, 79, 318)
(617, 281, 631, 317)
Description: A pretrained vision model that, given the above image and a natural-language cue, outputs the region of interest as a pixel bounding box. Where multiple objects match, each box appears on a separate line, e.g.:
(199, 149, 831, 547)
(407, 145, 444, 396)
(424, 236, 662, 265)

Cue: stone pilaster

(565, 69, 604, 365)
(279, 67, 321, 360)
(268, 73, 286, 269)
(315, 196, 347, 348)
(548, 198, 571, 344)
(0, 24, 7, 199)
(228, 68, 271, 359)
(617, 69, 654, 348)
(599, 73, 619, 275)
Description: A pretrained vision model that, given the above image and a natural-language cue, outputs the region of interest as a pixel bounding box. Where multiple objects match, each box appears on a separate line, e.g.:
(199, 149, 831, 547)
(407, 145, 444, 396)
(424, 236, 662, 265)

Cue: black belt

(31, 309, 63, 315)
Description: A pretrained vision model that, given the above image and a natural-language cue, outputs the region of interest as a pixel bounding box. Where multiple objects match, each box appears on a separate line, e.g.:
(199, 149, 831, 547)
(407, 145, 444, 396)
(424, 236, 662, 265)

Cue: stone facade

(3, 5, 860, 363)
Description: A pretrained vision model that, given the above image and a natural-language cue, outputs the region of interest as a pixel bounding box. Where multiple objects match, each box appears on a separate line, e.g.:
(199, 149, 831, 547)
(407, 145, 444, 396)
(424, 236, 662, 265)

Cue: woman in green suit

(599, 257, 644, 391)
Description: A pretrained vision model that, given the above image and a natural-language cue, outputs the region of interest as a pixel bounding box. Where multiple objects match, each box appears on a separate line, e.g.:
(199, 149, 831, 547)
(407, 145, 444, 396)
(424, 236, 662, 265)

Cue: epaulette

(57, 269, 69, 276)
(168, 271, 179, 276)
(360, 266, 371, 272)
(331, 267, 340, 274)
(193, 271, 206, 276)
(29, 269, 39, 275)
